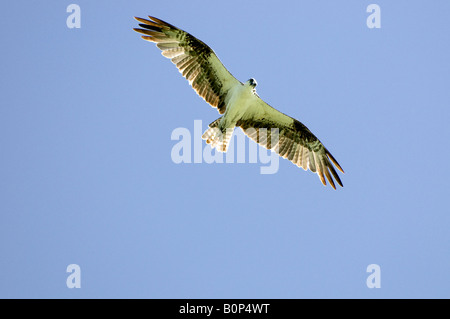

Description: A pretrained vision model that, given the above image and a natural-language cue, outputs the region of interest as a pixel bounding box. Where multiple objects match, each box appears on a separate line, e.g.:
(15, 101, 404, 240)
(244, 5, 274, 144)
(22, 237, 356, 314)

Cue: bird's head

(246, 78, 258, 88)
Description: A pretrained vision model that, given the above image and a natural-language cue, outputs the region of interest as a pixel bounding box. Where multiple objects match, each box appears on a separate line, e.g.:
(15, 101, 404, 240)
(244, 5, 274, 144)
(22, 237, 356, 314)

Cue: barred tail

(201, 118, 234, 152)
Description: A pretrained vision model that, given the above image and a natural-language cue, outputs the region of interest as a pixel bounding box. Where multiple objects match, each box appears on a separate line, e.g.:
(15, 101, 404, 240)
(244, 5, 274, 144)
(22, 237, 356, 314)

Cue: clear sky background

(1, 0, 449, 298)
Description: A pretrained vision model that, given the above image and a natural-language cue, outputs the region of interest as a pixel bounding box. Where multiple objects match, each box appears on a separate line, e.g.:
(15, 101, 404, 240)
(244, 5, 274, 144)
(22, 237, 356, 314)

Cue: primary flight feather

(133, 15, 344, 189)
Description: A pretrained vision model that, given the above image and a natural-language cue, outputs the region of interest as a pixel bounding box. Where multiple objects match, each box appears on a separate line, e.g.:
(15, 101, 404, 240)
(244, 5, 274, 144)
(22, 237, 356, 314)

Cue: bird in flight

(133, 16, 344, 189)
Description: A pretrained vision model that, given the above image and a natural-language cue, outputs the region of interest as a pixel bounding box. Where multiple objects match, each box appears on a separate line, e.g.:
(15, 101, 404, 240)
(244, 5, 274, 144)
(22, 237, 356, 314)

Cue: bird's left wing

(237, 97, 344, 189)
(133, 16, 241, 114)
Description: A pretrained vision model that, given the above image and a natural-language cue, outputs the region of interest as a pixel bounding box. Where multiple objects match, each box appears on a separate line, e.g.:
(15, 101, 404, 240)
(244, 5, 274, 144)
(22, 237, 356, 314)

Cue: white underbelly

(221, 85, 254, 128)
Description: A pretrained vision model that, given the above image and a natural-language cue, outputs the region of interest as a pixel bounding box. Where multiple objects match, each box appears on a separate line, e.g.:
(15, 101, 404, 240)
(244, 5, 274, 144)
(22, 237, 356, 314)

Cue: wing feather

(134, 16, 241, 114)
(292, 144, 300, 165)
(237, 97, 344, 189)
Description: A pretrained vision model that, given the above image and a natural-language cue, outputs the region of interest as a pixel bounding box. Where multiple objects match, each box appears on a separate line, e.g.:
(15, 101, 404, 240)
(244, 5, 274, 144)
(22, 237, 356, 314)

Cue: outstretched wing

(133, 16, 241, 114)
(237, 98, 344, 189)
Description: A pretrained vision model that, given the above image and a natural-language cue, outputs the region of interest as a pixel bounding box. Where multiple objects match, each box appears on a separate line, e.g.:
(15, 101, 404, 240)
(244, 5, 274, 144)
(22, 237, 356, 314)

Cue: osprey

(133, 16, 344, 189)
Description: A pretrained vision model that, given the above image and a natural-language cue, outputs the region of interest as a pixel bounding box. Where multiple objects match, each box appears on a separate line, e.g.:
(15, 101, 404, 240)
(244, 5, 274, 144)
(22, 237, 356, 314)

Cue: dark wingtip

(138, 23, 162, 32)
(335, 174, 344, 188)
(147, 15, 177, 29)
(326, 149, 344, 174)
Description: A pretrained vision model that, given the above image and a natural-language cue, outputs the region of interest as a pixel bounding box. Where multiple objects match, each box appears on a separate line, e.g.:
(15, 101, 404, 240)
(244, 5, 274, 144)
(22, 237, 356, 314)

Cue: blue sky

(1, 0, 449, 298)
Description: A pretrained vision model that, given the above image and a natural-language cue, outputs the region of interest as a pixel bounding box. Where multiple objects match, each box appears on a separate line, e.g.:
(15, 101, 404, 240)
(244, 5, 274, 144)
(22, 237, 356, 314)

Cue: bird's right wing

(237, 97, 344, 189)
(133, 16, 241, 114)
